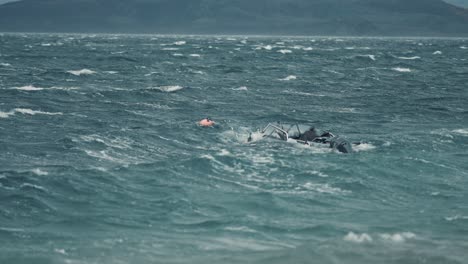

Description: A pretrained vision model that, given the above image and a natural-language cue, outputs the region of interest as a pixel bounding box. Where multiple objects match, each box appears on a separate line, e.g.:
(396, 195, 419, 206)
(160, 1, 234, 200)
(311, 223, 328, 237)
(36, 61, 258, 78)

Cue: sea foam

(67, 69, 96, 76)
(0, 108, 63, 118)
(279, 75, 297, 81)
(344, 232, 373, 243)
(397, 56, 421, 60)
(278, 49, 292, 54)
(392, 67, 412, 73)
(452, 129, 468, 136)
(156, 85, 184, 93)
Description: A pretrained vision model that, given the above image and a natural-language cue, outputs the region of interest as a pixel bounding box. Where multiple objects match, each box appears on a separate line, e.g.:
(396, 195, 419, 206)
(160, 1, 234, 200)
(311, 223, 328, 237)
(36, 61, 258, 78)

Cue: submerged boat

(249, 122, 355, 153)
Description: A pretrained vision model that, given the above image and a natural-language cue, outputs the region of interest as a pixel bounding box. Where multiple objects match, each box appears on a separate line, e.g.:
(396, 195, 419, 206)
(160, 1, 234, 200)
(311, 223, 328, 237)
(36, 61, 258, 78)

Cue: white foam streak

(233, 86, 248, 91)
(279, 75, 297, 81)
(392, 67, 412, 73)
(353, 143, 376, 152)
(344, 232, 373, 243)
(155, 85, 184, 93)
(445, 215, 468, 221)
(452, 129, 468, 136)
(15, 85, 44, 91)
(0, 108, 63, 118)
(380, 232, 416, 243)
(32, 168, 49, 176)
(397, 56, 421, 60)
(278, 49, 292, 54)
(67, 69, 96, 76)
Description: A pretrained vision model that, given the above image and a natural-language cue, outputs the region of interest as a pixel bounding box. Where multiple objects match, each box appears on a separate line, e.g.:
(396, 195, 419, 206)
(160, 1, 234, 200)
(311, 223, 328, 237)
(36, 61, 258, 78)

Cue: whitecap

(344, 232, 373, 243)
(156, 85, 184, 93)
(224, 226, 257, 233)
(353, 143, 376, 152)
(397, 56, 421, 60)
(0, 111, 13, 118)
(255, 45, 273, 50)
(303, 47, 313, 51)
(278, 49, 292, 54)
(461, 46, 467, 49)
(452, 129, 468, 136)
(445, 215, 468, 221)
(54, 249, 67, 255)
(32, 168, 48, 176)
(359, 54, 376, 61)
(21, 183, 47, 191)
(14, 108, 63, 116)
(173, 41, 186, 46)
(392, 67, 412, 73)
(67, 69, 96, 76)
(240, 40, 247, 44)
(105, 71, 118, 74)
(302, 182, 350, 194)
(279, 75, 297, 81)
(233, 86, 248, 91)
(189, 54, 201, 57)
(379, 232, 415, 243)
(162, 47, 179, 51)
(433, 51, 442, 55)
(172, 53, 184, 57)
(15, 85, 44, 91)
(0, 62, 11, 67)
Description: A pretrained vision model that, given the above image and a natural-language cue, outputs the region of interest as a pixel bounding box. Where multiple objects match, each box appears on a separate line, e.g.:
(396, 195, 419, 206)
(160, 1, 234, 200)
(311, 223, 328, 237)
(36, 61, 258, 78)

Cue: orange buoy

(199, 118, 215, 127)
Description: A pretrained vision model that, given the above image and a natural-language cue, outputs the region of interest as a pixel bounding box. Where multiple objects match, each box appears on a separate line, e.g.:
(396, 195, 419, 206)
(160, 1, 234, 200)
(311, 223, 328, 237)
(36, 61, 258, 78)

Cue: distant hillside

(1, 0, 468, 36)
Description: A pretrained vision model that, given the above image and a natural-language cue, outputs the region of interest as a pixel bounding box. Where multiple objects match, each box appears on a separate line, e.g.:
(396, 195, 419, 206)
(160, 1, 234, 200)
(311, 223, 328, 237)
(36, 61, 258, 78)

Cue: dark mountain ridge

(0, 0, 467, 36)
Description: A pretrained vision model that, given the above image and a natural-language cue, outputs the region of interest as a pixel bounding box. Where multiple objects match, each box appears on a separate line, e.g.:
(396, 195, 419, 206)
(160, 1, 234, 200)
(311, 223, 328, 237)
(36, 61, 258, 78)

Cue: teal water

(1, 34, 467, 264)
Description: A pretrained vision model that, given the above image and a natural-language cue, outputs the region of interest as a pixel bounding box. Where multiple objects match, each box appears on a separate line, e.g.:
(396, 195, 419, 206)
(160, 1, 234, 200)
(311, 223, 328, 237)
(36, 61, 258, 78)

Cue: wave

(452, 129, 468, 136)
(461, 46, 467, 49)
(31, 168, 48, 176)
(0, 108, 63, 118)
(344, 232, 372, 243)
(173, 41, 186, 46)
(232, 86, 248, 91)
(277, 49, 292, 54)
(172, 53, 183, 57)
(392, 67, 412, 73)
(433, 51, 442, 55)
(0, 62, 11, 67)
(162, 47, 179, 51)
(379, 232, 416, 243)
(396, 56, 421, 60)
(445, 215, 468, 221)
(353, 143, 376, 152)
(154, 85, 184, 93)
(344, 232, 415, 243)
(279, 75, 297, 81)
(255, 45, 273, 50)
(189, 54, 201, 57)
(67, 69, 96, 76)
(13, 85, 78, 91)
(15, 85, 44, 91)
(359, 54, 376, 61)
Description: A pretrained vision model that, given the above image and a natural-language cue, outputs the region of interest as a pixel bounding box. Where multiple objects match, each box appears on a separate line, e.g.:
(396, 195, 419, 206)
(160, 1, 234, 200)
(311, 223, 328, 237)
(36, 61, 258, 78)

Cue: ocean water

(1, 33, 467, 264)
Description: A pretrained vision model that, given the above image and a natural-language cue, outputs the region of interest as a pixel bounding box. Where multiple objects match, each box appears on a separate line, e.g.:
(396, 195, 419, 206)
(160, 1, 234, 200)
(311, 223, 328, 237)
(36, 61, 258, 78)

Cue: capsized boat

(248, 122, 356, 153)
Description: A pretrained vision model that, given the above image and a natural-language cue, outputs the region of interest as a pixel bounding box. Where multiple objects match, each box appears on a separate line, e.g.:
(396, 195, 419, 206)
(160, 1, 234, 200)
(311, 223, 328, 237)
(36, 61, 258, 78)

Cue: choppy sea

(1, 33, 467, 264)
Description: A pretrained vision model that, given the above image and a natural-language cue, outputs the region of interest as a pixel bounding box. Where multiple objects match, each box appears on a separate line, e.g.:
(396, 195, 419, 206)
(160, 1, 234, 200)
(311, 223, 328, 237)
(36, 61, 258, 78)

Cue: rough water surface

(1, 34, 468, 264)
